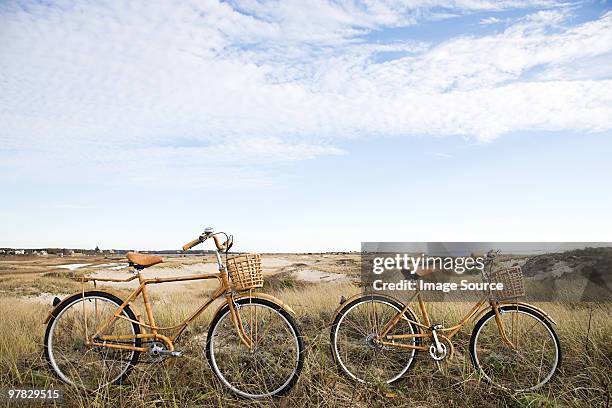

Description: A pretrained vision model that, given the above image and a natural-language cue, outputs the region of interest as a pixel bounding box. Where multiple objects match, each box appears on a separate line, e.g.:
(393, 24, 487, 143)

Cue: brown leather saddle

(126, 252, 163, 269)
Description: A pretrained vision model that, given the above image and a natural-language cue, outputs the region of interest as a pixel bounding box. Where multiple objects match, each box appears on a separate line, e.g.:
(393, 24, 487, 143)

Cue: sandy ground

(83, 256, 304, 291)
(57, 263, 93, 270)
(27, 291, 72, 304)
(291, 269, 353, 282)
(1, 253, 359, 302)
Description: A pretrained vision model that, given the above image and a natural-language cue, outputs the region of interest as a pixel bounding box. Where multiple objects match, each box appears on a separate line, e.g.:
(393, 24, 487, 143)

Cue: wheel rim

(333, 299, 416, 384)
(208, 303, 300, 398)
(47, 296, 137, 390)
(473, 309, 559, 391)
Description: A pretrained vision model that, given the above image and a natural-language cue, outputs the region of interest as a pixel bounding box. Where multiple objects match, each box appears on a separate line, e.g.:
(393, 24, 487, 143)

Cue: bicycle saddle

(126, 252, 163, 268)
(401, 267, 435, 280)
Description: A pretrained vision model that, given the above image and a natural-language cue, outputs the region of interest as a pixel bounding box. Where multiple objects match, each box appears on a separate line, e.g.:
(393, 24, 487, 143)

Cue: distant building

(14, 249, 25, 255)
(62, 249, 74, 256)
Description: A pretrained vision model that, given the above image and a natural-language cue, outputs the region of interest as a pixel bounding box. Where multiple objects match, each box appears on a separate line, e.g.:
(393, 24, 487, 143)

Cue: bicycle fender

(330, 292, 420, 326)
(501, 302, 557, 325)
(212, 292, 297, 317)
(42, 290, 144, 325)
(473, 302, 557, 325)
(331, 292, 364, 321)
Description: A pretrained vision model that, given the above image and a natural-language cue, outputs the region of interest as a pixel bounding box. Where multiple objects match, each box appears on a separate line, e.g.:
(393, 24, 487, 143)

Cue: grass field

(0, 255, 610, 407)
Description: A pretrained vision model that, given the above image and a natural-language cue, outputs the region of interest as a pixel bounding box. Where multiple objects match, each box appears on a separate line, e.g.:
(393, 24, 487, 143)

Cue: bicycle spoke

(209, 301, 300, 398)
(472, 308, 559, 391)
(333, 298, 416, 384)
(47, 295, 137, 389)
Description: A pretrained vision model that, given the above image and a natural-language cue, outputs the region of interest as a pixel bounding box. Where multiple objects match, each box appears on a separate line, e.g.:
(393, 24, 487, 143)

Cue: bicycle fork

(227, 295, 254, 349)
(492, 302, 517, 349)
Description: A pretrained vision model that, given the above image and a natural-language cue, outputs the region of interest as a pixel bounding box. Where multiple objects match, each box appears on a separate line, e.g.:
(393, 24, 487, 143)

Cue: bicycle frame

(370, 291, 517, 353)
(75, 250, 254, 353)
(378, 292, 494, 351)
(365, 255, 557, 355)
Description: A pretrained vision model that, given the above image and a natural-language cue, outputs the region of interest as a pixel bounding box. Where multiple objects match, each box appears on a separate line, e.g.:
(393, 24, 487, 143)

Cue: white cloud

(427, 152, 454, 158)
(0, 1, 610, 184)
(0, 138, 343, 186)
(480, 16, 503, 25)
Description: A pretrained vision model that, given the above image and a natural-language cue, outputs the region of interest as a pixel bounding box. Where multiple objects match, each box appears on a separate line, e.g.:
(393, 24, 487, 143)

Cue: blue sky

(1, 0, 611, 252)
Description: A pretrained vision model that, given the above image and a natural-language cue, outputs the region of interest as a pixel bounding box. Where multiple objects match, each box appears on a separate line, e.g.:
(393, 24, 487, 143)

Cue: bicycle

(43, 228, 304, 398)
(330, 250, 561, 392)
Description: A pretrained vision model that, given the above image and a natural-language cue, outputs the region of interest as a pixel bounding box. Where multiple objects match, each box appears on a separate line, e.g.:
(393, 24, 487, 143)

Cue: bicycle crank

(428, 325, 454, 362)
(428, 329, 451, 374)
(428, 343, 448, 361)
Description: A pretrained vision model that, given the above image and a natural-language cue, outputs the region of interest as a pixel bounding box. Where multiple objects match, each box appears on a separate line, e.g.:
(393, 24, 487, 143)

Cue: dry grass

(0, 256, 610, 407)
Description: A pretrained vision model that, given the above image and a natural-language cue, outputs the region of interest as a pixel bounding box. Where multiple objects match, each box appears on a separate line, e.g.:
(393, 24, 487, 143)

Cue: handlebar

(470, 250, 501, 271)
(211, 235, 225, 251)
(486, 249, 501, 259)
(182, 237, 202, 251)
(182, 230, 233, 252)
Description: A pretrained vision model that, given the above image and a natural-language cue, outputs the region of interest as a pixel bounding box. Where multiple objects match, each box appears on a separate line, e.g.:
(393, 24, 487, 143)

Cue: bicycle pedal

(158, 350, 183, 357)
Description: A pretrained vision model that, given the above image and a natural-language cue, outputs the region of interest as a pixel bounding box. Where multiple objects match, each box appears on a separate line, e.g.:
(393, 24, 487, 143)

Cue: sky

(1, 0, 611, 252)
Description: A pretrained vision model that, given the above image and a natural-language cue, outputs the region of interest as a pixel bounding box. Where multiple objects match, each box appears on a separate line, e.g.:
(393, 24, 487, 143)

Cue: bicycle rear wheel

(330, 294, 419, 384)
(206, 297, 304, 398)
(470, 305, 561, 391)
(43, 291, 141, 390)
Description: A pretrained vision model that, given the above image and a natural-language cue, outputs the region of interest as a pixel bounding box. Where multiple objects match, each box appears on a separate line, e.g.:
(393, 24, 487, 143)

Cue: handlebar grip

(182, 237, 202, 251)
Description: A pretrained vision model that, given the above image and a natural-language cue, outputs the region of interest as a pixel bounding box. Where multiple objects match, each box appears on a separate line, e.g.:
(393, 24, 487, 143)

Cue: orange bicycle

(330, 250, 561, 391)
(43, 228, 304, 398)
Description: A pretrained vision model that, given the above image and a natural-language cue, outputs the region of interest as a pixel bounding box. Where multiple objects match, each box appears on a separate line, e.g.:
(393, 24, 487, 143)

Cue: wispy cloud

(50, 204, 91, 210)
(426, 152, 454, 158)
(0, 1, 610, 185)
(480, 16, 510, 25)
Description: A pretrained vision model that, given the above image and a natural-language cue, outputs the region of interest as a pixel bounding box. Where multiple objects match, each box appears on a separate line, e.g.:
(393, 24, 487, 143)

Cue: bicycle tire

(469, 304, 561, 391)
(330, 294, 420, 384)
(43, 291, 141, 388)
(206, 297, 304, 398)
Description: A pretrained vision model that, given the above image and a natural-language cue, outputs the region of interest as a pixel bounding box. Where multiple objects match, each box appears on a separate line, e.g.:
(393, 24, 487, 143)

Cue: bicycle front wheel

(206, 297, 304, 399)
(470, 304, 561, 391)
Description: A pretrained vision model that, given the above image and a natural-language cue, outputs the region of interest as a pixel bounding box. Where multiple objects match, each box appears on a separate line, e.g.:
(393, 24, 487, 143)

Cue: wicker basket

(487, 266, 525, 301)
(226, 253, 264, 291)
